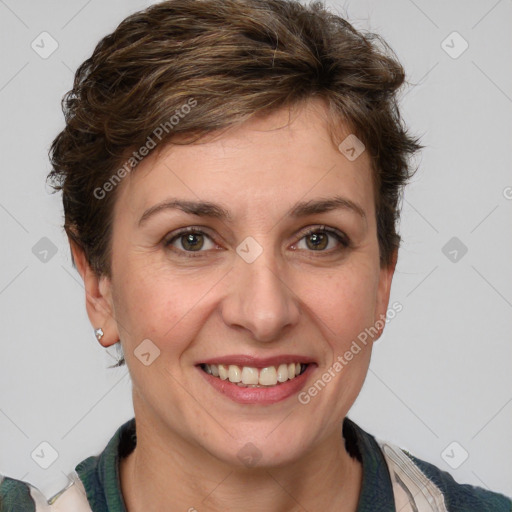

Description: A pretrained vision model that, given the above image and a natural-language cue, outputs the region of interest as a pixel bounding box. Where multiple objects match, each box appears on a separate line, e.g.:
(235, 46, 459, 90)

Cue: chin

(201, 425, 313, 470)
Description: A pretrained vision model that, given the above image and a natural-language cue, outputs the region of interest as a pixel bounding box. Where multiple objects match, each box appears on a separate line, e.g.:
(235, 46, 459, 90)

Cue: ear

(373, 247, 398, 341)
(69, 238, 119, 348)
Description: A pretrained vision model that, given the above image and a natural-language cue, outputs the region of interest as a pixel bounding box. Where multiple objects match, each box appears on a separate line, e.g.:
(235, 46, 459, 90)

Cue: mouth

(199, 362, 308, 387)
(196, 356, 316, 404)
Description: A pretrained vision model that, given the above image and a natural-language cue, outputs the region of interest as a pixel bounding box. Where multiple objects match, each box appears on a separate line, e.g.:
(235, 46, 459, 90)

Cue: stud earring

(94, 328, 104, 341)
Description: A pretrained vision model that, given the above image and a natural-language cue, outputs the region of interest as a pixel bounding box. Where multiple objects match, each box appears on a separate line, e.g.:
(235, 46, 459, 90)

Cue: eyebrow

(138, 195, 366, 227)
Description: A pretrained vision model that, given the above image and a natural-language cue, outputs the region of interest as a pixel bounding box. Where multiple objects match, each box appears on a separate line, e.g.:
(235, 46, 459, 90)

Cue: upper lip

(197, 355, 316, 368)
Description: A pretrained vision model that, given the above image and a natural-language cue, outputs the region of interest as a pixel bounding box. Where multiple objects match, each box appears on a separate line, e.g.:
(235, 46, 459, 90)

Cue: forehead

(114, 99, 374, 222)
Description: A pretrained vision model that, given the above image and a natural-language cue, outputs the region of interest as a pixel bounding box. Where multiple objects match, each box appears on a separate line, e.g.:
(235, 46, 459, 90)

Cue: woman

(1, 0, 510, 510)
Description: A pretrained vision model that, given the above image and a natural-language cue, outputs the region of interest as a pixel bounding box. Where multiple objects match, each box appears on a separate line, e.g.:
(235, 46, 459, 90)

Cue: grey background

(0, 0, 511, 502)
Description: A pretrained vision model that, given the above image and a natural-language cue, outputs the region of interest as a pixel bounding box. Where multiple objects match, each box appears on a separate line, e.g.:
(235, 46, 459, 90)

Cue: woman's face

(95, 99, 395, 467)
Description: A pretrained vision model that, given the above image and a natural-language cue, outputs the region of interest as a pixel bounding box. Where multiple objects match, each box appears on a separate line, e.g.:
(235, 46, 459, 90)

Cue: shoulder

(0, 475, 36, 511)
(0, 473, 92, 511)
(0, 418, 135, 512)
(377, 440, 512, 512)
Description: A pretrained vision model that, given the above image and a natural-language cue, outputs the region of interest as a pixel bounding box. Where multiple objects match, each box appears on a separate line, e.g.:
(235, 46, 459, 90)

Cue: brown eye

(164, 228, 216, 255)
(180, 232, 205, 251)
(295, 226, 349, 253)
(305, 231, 329, 251)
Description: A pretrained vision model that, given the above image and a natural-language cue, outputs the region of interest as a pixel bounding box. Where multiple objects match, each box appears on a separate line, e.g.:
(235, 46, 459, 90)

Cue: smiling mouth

(199, 363, 309, 387)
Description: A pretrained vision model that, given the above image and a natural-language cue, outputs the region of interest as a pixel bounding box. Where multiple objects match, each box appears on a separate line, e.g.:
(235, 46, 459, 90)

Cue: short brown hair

(47, 0, 421, 279)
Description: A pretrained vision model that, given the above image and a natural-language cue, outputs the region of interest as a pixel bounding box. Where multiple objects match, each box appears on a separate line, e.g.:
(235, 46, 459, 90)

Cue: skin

(71, 97, 397, 511)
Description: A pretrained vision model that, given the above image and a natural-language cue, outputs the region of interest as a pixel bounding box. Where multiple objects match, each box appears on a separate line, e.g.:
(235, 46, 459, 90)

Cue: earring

(94, 328, 104, 341)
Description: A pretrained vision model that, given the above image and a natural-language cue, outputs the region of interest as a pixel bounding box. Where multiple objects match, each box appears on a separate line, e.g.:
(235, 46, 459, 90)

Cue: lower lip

(197, 364, 316, 404)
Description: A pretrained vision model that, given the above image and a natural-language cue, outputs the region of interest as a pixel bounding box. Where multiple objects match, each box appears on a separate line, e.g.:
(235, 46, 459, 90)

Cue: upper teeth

(202, 363, 305, 387)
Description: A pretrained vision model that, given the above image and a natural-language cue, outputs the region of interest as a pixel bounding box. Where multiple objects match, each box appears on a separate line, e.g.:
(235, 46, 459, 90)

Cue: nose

(220, 246, 301, 343)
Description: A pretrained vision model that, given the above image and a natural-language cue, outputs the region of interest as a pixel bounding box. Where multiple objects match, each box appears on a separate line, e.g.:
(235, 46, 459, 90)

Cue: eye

(293, 225, 349, 253)
(163, 225, 350, 258)
(164, 227, 217, 256)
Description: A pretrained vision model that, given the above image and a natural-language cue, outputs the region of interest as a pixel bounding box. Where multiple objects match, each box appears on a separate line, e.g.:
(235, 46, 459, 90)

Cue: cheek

(299, 260, 379, 342)
(113, 262, 220, 352)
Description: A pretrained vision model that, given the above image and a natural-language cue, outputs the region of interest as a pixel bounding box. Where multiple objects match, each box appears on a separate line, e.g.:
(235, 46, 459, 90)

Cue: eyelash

(163, 225, 350, 258)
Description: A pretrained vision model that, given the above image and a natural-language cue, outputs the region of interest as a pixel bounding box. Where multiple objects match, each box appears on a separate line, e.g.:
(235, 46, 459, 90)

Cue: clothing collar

(75, 416, 395, 511)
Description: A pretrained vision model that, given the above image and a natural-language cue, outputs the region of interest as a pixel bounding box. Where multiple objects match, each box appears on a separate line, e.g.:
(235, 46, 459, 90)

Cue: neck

(120, 413, 363, 512)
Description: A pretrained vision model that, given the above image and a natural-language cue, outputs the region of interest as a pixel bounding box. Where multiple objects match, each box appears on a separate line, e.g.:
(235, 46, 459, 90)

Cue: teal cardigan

(1, 417, 511, 511)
